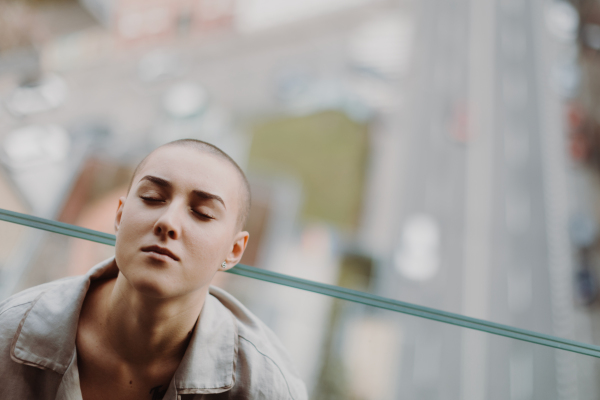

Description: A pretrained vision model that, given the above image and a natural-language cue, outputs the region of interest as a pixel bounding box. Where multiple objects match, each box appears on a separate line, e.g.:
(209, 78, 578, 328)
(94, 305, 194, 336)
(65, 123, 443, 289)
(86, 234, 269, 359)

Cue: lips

(141, 245, 180, 261)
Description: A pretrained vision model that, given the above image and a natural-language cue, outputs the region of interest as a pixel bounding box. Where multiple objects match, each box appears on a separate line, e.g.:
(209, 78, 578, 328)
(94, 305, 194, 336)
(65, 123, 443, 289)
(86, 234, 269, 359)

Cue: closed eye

(140, 196, 165, 203)
(192, 209, 214, 220)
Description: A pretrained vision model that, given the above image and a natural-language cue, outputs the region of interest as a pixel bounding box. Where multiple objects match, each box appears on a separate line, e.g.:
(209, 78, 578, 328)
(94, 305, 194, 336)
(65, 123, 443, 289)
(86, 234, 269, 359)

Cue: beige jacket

(0, 257, 307, 399)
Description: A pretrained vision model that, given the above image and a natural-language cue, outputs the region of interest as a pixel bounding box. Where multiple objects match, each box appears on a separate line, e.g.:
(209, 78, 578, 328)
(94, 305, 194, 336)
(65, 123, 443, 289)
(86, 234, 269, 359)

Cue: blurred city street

(1, 0, 599, 399)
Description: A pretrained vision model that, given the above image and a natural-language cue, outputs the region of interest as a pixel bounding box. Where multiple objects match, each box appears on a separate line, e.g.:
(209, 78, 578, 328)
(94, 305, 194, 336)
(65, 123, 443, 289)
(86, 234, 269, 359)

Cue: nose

(153, 202, 182, 240)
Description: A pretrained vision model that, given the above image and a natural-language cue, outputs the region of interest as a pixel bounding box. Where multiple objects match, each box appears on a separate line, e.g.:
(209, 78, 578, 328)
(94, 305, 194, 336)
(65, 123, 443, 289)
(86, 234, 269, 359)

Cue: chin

(131, 276, 177, 298)
(126, 268, 210, 301)
(116, 254, 209, 300)
(119, 265, 180, 298)
(116, 254, 175, 297)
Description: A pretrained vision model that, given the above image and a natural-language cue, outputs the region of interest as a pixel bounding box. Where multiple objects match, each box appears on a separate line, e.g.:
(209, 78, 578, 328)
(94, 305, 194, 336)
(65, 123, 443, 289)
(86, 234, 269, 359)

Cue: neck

(100, 273, 207, 365)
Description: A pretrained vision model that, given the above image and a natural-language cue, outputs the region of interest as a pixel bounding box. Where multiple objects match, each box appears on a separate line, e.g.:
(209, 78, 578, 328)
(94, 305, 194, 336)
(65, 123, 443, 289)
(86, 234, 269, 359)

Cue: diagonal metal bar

(0, 208, 116, 246)
(227, 265, 600, 358)
(1, 207, 600, 358)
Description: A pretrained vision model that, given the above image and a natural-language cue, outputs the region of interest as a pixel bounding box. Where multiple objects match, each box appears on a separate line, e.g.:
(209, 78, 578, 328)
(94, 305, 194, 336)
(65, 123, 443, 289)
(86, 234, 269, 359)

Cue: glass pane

(1, 0, 599, 397)
(0, 226, 114, 297)
(217, 276, 600, 399)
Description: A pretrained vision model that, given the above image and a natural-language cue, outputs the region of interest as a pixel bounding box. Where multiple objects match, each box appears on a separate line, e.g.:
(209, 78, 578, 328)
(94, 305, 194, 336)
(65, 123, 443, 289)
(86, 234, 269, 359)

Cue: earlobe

(114, 197, 126, 234)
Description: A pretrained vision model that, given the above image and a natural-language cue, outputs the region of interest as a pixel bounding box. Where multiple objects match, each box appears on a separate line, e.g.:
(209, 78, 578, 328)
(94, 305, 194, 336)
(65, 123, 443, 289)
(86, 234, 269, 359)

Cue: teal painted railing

(1, 207, 599, 358)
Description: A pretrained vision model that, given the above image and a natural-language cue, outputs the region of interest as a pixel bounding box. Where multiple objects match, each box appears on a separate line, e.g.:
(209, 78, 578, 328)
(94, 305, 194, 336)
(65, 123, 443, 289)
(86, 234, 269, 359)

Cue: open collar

(10, 257, 238, 394)
(10, 257, 117, 374)
(174, 289, 238, 394)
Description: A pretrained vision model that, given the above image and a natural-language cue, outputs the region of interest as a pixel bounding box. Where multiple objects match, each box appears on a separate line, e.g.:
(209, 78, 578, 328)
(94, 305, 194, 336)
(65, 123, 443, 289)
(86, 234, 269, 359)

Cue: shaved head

(128, 139, 251, 230)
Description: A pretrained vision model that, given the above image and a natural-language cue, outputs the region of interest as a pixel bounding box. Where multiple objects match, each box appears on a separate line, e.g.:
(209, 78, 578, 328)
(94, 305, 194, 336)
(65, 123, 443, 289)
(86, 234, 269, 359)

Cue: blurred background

(1, 0, 600, 398)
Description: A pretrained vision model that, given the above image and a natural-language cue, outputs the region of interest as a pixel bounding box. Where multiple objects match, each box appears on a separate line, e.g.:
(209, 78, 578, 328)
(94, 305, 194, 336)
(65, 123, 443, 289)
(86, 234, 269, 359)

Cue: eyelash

(192, 210, 214, 220)
(140, 196, 163, 202)
(140, 196, 214, 220)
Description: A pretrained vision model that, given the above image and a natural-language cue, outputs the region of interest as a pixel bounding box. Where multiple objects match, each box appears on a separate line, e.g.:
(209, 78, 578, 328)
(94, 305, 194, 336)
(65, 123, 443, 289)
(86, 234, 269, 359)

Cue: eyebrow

(140, 175, 171, 189)
(192, 189, 226, 209)
(139, 175, 226, 208)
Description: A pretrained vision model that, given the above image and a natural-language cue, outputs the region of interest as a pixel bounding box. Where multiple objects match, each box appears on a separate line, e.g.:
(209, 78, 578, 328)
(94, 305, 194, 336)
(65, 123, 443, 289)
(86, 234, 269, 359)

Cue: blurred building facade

(78, 0, 235, 43)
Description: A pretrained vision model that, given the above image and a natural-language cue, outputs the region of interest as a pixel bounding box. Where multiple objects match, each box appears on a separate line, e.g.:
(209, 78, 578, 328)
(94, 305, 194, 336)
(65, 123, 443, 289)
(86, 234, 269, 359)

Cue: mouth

(141, 245, 180, 261)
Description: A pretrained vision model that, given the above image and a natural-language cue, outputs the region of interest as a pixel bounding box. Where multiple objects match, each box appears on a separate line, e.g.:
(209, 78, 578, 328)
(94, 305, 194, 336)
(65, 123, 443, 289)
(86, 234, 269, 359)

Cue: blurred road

(368, 0, 584, 399)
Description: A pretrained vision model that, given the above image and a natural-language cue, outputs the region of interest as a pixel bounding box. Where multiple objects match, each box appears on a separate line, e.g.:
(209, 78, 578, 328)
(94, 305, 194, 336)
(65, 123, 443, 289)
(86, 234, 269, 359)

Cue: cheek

(119, 204, 153, 236)
(178, 243, 220, 290)
(183, 227, 231, 268)
(115, 207, 152, 258)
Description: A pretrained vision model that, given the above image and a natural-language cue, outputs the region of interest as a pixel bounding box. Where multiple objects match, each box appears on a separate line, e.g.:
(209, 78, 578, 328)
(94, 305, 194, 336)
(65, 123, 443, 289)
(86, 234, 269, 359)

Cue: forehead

(134, 146, 241, 202)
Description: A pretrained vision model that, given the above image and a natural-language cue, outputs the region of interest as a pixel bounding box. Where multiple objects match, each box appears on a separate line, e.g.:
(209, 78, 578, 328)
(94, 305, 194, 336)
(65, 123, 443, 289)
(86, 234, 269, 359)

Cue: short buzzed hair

(127, 139, 251, 230)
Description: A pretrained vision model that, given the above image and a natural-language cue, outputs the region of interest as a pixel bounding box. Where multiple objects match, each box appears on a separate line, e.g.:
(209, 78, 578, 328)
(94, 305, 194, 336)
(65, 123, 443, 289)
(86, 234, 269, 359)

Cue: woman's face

(114, 145, 248, 299)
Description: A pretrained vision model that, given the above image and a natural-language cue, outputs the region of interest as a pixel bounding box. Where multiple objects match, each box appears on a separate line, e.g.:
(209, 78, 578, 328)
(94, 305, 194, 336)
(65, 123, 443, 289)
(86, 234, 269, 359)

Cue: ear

(114, 196, 126, 234)
(223, 231, 250, 269)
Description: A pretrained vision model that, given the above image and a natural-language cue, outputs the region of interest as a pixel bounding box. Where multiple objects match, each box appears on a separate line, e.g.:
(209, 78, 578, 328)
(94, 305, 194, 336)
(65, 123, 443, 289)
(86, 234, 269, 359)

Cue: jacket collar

(174, 290, 238, 394)
(11, 257, 238, 393)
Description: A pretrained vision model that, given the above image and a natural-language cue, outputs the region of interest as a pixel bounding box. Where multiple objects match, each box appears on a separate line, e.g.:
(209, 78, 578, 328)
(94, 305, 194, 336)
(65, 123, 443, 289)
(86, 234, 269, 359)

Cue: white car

(1, 124, 71, 170)
(162, 82, 209, 119)
(394, 214, 440, 281)
(138, 50, 181, 82)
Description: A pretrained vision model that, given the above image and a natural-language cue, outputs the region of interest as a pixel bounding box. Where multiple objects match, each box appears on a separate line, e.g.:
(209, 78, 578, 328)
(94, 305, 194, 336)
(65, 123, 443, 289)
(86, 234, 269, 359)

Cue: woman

(0, 139, 307, 399)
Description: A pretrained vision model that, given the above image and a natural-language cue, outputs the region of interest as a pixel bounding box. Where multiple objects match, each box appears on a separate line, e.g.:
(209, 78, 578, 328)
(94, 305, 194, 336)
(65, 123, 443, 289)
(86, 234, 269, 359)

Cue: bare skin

(77, 278, 187, 400)
(76, 146, 249, 400)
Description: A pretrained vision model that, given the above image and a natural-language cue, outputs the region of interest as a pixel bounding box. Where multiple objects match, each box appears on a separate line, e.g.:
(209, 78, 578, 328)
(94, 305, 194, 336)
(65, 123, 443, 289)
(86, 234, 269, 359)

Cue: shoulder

(0, 279, 79, 397)
(0, 296, 31, 352)
(0, 276, 79, 317)
(0, 277, 79, 342)
(208, 286, 308, 400)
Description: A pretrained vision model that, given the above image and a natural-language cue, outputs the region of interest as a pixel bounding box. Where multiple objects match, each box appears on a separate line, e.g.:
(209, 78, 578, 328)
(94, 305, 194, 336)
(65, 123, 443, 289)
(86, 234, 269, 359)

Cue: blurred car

(4, 74, 67, 117)
(162, 82, 209, 118)
(545, 1, 579, 43)
(138, 50, 181, 82)
(569, 212, 599, 306)
(552, 61, 580, 98)
(450, 103, 470, 143)
(348, 14, 414, 80)
(394, 214, 440, 281)
(582, 23, 600, 51)
(569, 211, 598, 248)
(1, 124, 71, 170)
(574, 248, 598, 306)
